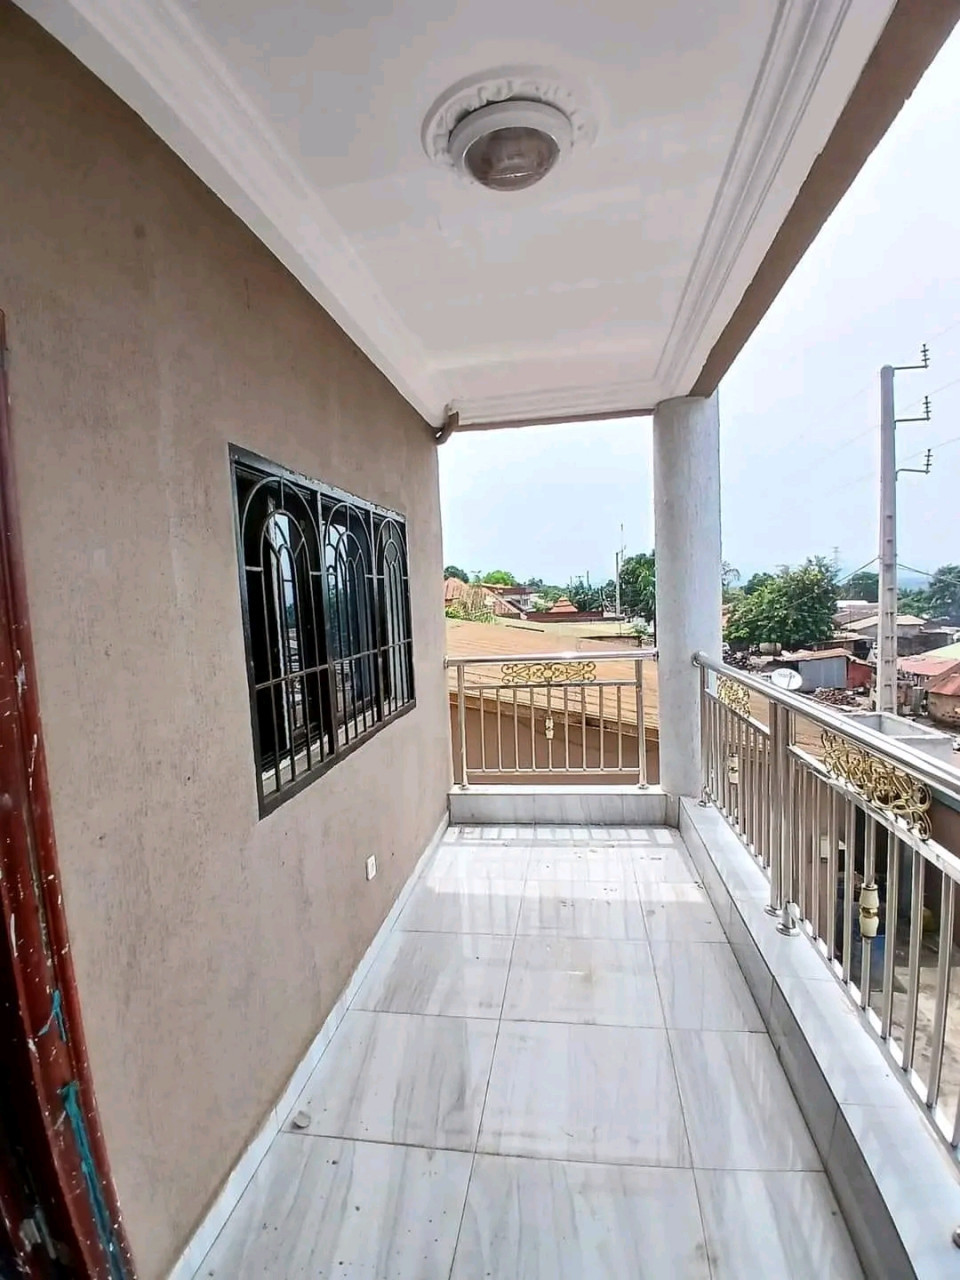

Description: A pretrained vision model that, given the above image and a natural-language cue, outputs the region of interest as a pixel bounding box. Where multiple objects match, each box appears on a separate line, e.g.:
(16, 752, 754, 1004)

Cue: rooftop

(846, 614, 927, 632)
(929, 672, 960, 698)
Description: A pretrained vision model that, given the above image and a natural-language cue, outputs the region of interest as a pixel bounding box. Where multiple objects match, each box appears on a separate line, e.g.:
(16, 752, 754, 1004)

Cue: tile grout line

(647, 834, 717, 1279)
(444, 826, 529, 1280)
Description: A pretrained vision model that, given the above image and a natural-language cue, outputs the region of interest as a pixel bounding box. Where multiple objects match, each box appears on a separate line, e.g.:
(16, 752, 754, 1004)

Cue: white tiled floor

(196, 825, 864, 1279)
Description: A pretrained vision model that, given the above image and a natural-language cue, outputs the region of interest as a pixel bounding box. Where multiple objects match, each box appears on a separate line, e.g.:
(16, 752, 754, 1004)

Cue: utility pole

(876, 347, 931, 714)
(614, 523, 625, 618)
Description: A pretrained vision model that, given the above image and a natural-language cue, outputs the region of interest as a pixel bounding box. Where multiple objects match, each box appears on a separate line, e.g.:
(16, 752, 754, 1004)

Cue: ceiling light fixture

(446, 100, 573, 192)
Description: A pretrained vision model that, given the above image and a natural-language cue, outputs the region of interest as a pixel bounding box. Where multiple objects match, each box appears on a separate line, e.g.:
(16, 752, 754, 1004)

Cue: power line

(837, 555, 879, 585)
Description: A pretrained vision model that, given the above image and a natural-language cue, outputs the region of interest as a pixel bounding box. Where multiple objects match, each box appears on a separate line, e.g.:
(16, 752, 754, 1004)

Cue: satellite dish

(770, 668, 803, 692)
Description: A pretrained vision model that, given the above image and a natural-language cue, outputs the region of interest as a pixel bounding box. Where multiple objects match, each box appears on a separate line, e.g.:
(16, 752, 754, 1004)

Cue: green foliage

(724, 557, 839, 651)
(619, 552, 656, 621)
(844, 570, 879, 602)
(533, 585, 565, 606)
(928, 565, 960, 619)
(444, 586, 493, 623)
(743, 571, 775, 596)
(567, 578, 607, 612)
(721, 561, 740, 602)
(480, 569, 518, 586)
(443, 564, 469, 583)
(899, 587, 932, 615)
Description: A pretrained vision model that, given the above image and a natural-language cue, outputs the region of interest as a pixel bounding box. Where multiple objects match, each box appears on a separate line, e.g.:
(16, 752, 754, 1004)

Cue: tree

(724, 557, 839, 651)
(928, 565, 960, 620)
(721, 561, 741, 602)
(567, 578, 605, 612)
(444, 585, 493, 623)
(844, 570, 879, 602)
(480, 569, 518, 586)
(743, 571, 775, 596)
(619, 552, 656, 622)
(444, 564, 469, 583)
(900, 587, 931, 615)
(534, 584, 565, 605)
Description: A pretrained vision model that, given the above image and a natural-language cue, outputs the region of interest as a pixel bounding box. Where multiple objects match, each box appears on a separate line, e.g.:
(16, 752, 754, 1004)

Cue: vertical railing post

(698, 661, 709, 805)
(456, 663, 469, 789)
(773, 702, 799, 934)
(637, 657, 648, 788)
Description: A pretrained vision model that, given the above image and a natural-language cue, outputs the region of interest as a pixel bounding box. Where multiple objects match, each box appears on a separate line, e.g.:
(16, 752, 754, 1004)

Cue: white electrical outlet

(365, 855, 377, 881)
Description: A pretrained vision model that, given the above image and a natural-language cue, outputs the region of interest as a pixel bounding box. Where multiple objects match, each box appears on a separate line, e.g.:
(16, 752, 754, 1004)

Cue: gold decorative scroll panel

(500, 660, 597, 685)
(717, 676, 751, 717)
(821, 730, 932, 840)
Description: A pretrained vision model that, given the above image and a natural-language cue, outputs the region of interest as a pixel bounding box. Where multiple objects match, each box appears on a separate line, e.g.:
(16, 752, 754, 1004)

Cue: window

(231, 447, 415, 814)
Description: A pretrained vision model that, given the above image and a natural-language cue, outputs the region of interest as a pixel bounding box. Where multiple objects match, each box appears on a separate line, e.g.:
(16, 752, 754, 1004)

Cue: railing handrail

(694, 650, 960, 802)
(445, 648, 658, 667)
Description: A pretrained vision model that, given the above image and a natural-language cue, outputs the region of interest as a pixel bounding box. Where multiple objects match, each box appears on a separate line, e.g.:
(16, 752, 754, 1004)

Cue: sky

(439, 23, 960, 588)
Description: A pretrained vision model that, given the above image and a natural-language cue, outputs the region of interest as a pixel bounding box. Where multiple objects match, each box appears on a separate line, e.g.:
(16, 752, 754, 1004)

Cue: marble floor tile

(397, 876, 525, 934)
(629, 842, 701, 884)
(450, 1156, 710, 1280)
(670, 1029, 821, 1171)
(429, 844, 532, 880)
(695, 1169, 863, 1278)
(200, 1134, 472, 1279)
(291, 1010, 498, 1150)
(526, 849, 634, 882)
(517, 879, 647, 940)
(639, 881, 727, 942)
(352, 931, 513, 1018)
(503, 936, 663, 1027)
(478, 1021, 690, 1166)
(651, 942, 765, 1032)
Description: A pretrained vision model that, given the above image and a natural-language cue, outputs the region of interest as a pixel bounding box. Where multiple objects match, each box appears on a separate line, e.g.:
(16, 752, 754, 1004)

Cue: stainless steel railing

(445, 650, 656, 786)
(695, 651, 960, 1153)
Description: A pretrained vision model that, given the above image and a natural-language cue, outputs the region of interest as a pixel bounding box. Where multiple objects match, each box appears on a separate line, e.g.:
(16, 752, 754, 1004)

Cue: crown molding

(451, 376, 659, 427)
(656, 0, 862, 395)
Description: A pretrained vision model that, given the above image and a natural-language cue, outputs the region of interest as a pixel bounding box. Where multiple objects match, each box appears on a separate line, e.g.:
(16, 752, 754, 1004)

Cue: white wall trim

(165, 813, 449, 1280)
(657, 0, 856, 393)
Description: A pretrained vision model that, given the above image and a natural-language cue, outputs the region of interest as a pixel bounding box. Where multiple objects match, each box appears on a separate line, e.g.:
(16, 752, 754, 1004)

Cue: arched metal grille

(232, 447, 415, 814)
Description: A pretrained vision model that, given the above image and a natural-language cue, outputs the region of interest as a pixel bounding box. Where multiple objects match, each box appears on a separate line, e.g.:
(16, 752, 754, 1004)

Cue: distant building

(898, 655, 960, 691)
(761, 648, 849, 692)
(834, 600, 878, 628)
(844, 614, 948, 658)
(444, 578, 521, 618)
(928, 673, 960, 730)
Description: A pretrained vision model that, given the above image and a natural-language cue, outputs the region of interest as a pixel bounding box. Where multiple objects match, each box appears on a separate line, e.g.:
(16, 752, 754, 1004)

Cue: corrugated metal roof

(898, 656, 960, 678)
(919, 641, 960, 661)
(790, 648, 851, 661)
(929, 673, 960, 698)
(846, 614, 926, 632)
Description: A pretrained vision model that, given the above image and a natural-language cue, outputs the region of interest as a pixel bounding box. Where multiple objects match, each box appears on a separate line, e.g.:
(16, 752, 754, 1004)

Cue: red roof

(929, 673, 960, 698)
(898, 656, 960, 679)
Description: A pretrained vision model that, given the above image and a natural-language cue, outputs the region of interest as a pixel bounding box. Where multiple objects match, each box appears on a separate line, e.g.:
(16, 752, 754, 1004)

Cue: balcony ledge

(448, 783, 677, 828)
(680, 798, 960, 1280)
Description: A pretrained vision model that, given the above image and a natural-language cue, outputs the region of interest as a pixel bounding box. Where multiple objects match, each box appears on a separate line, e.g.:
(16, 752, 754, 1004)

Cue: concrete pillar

(653, 392, 722, 797)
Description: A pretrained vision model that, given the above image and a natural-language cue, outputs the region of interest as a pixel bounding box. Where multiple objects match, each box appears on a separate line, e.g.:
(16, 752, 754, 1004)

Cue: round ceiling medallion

(421, 66, 597, 188)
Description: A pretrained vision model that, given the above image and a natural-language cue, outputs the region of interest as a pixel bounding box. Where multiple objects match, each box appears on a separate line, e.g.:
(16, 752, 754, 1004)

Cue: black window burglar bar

(231, 446, 415, 815)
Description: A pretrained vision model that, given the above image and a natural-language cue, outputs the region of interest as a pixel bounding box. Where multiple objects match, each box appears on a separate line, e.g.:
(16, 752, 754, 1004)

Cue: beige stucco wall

(0, 7, 449, 1276)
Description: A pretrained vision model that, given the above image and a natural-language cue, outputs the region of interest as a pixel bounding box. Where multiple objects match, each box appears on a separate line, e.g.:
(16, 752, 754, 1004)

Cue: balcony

(191, 822, 862, 1278)
(178, 646, 960, 1280)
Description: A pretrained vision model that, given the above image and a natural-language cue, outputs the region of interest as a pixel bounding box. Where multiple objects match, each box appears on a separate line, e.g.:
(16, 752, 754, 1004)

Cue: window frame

(230, 444, 416, 817)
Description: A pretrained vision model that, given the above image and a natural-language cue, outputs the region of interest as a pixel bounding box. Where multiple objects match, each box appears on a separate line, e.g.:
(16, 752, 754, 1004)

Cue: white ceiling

(20, 0, 895, 426)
